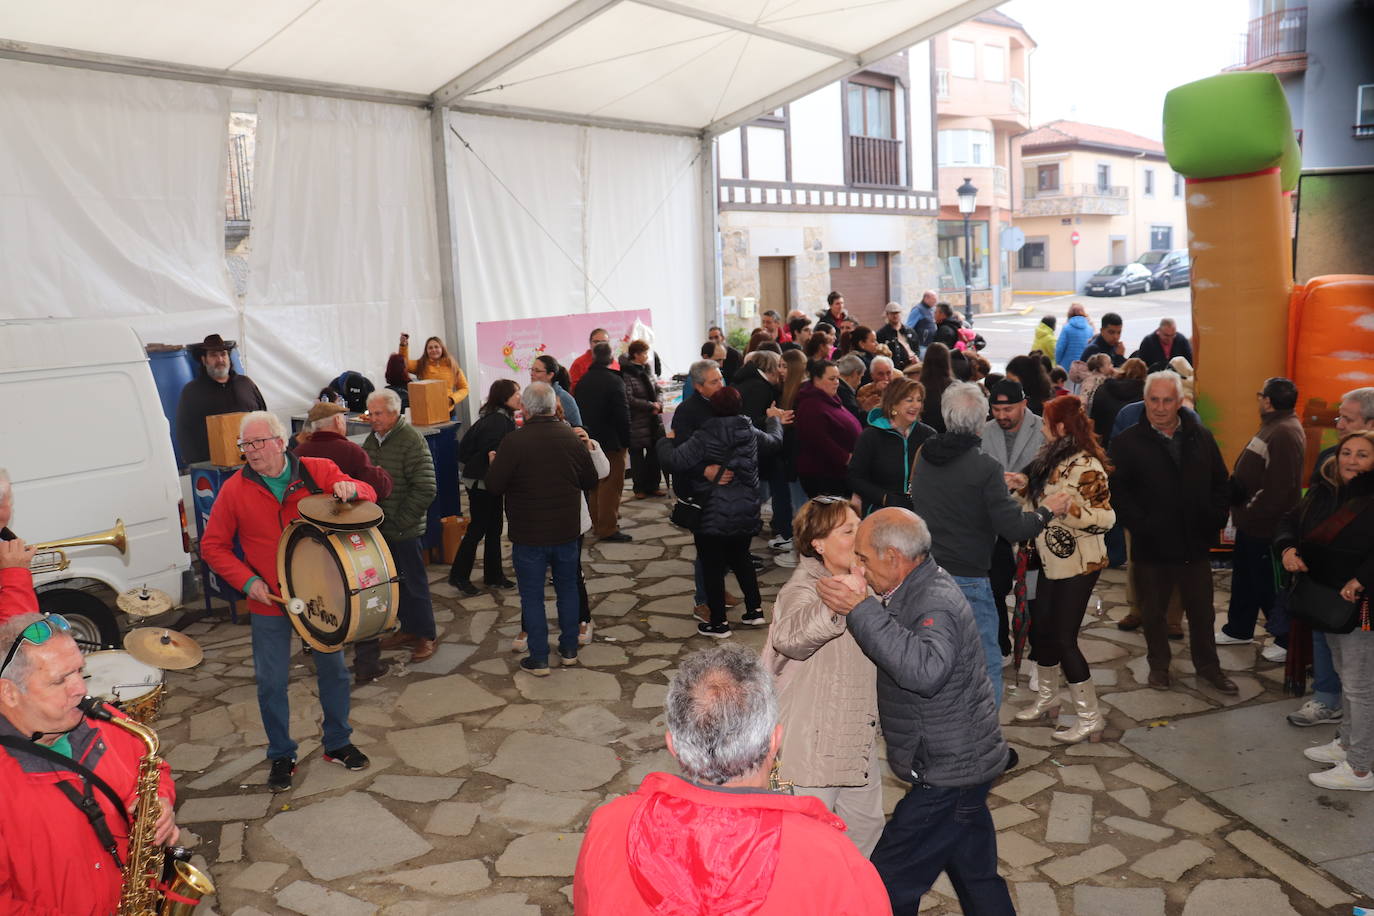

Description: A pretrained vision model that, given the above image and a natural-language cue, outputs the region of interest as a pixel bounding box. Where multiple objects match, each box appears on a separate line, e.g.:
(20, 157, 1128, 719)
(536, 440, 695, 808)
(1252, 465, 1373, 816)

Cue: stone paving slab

(1073, 885, 1166, 916)
(1181, 878, 1301, 916)
(264, 793, 431, 881)
(1225, 829, 1354, 909)
(480, 731, 621, 792)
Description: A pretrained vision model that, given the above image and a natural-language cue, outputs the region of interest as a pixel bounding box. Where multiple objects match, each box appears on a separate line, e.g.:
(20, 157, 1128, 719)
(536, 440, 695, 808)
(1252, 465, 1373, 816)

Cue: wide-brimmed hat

(190, 333, 237, 356)
(306, 401, 348, 425)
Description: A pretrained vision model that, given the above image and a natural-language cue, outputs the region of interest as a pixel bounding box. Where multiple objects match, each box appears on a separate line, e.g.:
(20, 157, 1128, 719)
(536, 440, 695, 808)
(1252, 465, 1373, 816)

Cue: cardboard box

(409, 379, 450, 426)
(206, 412, 248, 467)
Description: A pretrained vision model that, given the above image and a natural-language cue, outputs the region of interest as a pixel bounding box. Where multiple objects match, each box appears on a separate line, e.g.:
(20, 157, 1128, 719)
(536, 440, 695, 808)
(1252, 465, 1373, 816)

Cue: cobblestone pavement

(157, 491, 1367, 915)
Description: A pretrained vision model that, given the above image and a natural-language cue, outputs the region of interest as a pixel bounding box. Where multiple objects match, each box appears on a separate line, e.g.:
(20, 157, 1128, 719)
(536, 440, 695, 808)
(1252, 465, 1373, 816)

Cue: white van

(1, 319, 192, 648)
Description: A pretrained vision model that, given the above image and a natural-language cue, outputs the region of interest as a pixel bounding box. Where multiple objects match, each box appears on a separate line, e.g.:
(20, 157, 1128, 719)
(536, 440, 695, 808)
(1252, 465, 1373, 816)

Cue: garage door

(828, 251, 890, 329)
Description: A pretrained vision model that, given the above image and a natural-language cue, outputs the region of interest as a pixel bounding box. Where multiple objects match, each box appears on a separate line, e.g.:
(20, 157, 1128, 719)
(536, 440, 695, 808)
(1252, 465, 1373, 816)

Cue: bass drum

(276, 520, 399, 653)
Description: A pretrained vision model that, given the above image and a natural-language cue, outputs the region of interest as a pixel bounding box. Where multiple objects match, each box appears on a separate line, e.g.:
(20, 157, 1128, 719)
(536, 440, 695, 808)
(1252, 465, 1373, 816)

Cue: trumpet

(30, 520, 127, 573)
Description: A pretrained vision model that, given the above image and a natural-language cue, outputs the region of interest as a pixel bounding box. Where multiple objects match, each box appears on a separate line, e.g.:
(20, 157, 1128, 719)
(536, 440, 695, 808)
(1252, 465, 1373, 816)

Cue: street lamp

(956, 177, 978, 326)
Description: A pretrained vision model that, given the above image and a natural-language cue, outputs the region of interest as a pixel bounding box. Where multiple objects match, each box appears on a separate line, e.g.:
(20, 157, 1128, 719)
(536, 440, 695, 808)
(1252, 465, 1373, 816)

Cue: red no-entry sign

(1070, 231, 1081, 246)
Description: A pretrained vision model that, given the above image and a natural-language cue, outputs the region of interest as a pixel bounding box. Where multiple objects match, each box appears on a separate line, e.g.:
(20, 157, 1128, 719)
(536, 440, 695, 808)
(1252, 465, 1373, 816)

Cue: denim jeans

(251, 613, 352, 761)
(1224, 531, 1285, 647)
(512, 539, 580, 663)
(951, 575, 1004, 712)
(390, 536, 436, 640)
(1314, 629, 1344, 709)
(764, 466, 794, 540)
(870, 779, 1014, 915)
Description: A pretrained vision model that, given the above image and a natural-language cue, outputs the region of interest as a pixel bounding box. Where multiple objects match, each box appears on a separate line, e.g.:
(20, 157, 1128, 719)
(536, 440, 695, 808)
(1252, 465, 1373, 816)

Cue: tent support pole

(429, 105, 469, 425)
(699, 135, 723, 336)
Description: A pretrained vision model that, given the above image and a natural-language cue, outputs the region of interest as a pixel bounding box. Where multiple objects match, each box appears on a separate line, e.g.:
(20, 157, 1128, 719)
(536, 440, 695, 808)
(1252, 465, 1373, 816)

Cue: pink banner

(473, 309, 655, 398)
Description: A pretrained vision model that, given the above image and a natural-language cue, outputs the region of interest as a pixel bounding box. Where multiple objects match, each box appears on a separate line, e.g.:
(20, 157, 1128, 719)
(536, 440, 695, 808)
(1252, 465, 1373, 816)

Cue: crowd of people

(1, 296, 1372, 914)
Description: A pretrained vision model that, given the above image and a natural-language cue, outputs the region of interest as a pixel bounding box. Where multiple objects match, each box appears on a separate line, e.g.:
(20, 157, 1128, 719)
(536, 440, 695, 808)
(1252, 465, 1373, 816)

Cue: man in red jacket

(0, 472, 39, 622)
(293, 402, 395, 682)
(574, 644, 890, 915)
(201, 411, 377, 792)
(0, 611, 179, 915)
(569, 327, 617, 391)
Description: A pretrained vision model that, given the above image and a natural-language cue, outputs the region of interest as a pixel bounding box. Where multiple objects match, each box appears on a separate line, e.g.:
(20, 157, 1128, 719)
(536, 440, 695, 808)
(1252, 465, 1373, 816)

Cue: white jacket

(580, 439, 611, 535)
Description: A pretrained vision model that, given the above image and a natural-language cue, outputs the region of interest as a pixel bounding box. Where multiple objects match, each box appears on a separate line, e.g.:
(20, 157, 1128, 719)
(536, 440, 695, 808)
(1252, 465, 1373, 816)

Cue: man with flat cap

(175, 334, 267, 466)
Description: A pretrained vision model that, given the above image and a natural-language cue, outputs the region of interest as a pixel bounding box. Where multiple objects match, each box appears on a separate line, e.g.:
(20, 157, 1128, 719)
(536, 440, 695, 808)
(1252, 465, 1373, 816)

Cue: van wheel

(37, 589, 119, 652)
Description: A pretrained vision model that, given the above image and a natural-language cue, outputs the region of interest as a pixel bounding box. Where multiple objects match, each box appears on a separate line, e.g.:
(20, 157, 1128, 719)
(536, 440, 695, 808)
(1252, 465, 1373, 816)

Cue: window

(983, 45, 1005, 82)
(1018, 241, 1046, 270)
(863, 252, 880, 268)
(1150, 226, 1172, 250)
(1037, 164, 1060, 191)
(1359, 84, 1374, 135)
(847, 83, 893, 138)
(829, 252, 842, 269)
(937, 220, 989, 289)
(1096, 164, 1111, 192)
(1174, 173, 1184, 198)
(938, 129, 993, 166)
(1143, 168, 1154, 197)
(950, 40, 976, 78)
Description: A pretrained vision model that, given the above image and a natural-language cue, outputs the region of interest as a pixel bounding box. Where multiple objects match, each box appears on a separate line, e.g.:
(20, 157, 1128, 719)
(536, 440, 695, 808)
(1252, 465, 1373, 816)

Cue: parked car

(1135, 248, 1191, 290)
(1085, 263, 1152, 297)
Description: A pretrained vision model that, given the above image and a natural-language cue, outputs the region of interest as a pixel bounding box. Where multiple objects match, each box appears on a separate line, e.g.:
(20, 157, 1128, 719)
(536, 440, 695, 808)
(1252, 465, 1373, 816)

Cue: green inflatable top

(1163, 72, 1300, 190)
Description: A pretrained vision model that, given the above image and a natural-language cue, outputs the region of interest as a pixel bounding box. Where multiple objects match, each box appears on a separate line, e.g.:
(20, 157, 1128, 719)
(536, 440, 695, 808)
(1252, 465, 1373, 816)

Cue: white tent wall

(0, 59, 238, 340)
(243, 92, 444, 409)
(448, 111, 704, 380)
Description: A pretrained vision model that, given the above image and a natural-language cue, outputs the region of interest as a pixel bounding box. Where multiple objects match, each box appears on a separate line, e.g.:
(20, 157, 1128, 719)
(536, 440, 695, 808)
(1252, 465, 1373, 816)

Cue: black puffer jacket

(847, 558, 1009, 787)
(575, 363, 631, 452)
(1108, 410, 1229, 564)
(1089, 377, 1143, 444)
(657, 415, 782, 536)
(847, 410, 935, 514)
(1274, 470, 1374, 593)
(620, 360, 662, 449)
(458, 408, 517, 482)
(731, 365, 779, 430)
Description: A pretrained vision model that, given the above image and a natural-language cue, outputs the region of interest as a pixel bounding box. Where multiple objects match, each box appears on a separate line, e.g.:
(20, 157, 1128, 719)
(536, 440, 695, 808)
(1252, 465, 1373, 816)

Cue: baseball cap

(988, 379, 1026, 405)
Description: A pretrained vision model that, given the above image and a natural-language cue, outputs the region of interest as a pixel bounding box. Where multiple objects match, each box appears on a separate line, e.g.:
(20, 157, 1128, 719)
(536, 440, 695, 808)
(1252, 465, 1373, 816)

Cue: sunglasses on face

(0, 614, 72, 679)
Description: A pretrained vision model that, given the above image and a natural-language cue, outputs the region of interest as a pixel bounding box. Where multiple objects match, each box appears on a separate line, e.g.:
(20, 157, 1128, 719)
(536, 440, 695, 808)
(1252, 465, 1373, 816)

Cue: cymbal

(116, 587, 174, 618)
(123, 628, 204, 670)
(296, 494, 384, 531)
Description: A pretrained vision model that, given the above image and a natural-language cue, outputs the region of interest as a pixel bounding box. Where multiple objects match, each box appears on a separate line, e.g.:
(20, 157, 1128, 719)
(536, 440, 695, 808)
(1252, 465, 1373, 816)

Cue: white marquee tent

(0, 0, 998, 407)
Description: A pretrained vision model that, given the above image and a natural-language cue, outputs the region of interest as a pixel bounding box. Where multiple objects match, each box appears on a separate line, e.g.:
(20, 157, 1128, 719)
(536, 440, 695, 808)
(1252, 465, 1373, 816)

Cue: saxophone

(77, 697, 216, 915)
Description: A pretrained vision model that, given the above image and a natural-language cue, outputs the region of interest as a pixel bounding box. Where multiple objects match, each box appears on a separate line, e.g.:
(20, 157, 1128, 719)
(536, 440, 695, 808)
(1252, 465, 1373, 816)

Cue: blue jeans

(870, 779, 1013, 915)
(251, 613, 352, 760)
(952, 575, 1004, 712)
(763, 467, 794, 540)
(391, 536, 436, 640)
(512, 539, 580, 663)
(1314, 629, 1344, 709)
(1224, 532, 1284, 646)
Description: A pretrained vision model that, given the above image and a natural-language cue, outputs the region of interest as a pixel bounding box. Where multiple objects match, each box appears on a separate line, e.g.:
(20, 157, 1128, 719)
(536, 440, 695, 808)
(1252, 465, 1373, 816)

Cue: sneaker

(1261, 644, 1288, 663)
(773, 550, 798, 569)
(512, 632, 528, 653)
(1308, 760, 1374, 791)
(558, 649, 579, 666)
(323, 744, 370, 771)
(697, 621, 732, 639)
(520, 656, 550, 677)
(267, 756, 296, 792)
(1214, 630, 1254, 646)
(740, 608, 766, 627)
(1288, 700, 1343, 727)
(768, 536, 793, 551)
(1304, 739, 1347, 764)
(579, 619, 594, 646)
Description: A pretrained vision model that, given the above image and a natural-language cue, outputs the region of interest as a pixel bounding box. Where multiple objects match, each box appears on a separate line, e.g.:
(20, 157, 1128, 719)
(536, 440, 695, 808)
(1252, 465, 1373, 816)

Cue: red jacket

(574, 772, 891, 915)
(570, 349, 619, 392)
(199, 455, 376, 617)
(0, 707, 175, 916)
(0, 567, 38, 622)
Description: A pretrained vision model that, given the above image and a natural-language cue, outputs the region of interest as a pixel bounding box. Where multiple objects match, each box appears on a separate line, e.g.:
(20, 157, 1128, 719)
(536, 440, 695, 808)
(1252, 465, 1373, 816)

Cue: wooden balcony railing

(1243, 6, 1306, 65)
(849, 135, 902, 187)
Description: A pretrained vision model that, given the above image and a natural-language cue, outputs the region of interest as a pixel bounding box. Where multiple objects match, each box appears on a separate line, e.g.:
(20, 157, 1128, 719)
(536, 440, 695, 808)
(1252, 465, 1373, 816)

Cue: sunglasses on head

(811, 495, 847, 505)
(0, 614, 72, 679)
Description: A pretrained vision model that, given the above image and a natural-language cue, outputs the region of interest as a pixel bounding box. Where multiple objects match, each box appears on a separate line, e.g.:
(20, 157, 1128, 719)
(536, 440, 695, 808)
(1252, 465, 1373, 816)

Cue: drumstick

(262, 593, 308, 616)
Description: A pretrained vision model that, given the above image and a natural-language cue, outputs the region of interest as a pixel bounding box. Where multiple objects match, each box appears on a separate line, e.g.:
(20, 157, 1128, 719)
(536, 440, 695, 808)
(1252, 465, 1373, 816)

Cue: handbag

(670, 465, 726, 532)
(1286, 574, 1359, 634)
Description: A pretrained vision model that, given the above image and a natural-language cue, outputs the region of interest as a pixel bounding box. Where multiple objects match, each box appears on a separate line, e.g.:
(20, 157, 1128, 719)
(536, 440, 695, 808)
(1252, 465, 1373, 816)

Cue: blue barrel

(146, 344, 249, 469)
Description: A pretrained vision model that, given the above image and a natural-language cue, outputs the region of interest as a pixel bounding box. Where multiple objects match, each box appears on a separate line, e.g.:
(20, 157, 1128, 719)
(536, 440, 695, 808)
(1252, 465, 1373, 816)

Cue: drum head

(277, 520, 398, 653)
(297, 494, 384, 530)
(83, 650, 163, 704)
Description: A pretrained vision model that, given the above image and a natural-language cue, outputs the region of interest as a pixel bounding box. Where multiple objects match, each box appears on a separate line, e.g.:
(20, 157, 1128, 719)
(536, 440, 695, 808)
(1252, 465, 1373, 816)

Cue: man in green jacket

(364, 390, 439, 661)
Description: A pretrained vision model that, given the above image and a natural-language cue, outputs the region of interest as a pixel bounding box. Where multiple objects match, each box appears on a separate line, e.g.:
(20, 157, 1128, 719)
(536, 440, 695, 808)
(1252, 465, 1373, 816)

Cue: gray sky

(998, 0, 1251, 141)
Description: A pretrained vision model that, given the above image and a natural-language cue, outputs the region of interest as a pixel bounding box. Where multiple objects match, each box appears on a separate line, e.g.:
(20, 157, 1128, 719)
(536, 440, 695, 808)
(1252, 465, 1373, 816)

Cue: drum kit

(82, 497, 396, 723)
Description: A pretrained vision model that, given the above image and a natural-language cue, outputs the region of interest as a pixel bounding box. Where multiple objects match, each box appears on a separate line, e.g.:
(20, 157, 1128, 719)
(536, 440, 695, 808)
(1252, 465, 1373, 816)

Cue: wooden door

(828, 251, 890, 328)
(759, 257, 790, 317)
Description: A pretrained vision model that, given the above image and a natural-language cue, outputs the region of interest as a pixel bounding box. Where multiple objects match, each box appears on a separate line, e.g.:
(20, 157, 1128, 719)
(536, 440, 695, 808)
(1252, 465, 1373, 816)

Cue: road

(970, 287, 1194, 372)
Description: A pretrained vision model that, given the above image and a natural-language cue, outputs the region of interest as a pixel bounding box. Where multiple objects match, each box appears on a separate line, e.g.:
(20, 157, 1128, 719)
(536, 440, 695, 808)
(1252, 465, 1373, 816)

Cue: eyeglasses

(0, 614, 72, 679)
(237, 437, 278, 452)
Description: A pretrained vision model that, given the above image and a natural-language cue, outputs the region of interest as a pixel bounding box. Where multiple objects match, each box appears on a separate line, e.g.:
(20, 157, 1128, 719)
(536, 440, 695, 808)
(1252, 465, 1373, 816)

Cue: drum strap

(0, 734, 130, 868)
(289, 456, 326, 499)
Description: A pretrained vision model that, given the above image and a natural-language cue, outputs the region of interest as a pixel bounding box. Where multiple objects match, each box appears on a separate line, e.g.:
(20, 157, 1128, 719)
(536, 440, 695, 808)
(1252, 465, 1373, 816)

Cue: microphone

(78, 695, 113, 721)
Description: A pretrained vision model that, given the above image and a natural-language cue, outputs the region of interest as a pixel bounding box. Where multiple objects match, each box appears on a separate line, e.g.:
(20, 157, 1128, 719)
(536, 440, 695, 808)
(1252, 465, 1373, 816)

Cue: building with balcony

(1228, 2, 1373, 169)
(714, 48, 940, 330)
(933, 9, 1034, 314)
(1010, 121, 1188, 295)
